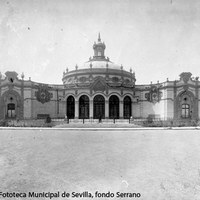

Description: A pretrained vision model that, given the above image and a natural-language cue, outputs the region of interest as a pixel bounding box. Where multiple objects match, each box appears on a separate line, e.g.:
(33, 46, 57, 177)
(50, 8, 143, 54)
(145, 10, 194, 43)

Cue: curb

(0, 127, 200, 131)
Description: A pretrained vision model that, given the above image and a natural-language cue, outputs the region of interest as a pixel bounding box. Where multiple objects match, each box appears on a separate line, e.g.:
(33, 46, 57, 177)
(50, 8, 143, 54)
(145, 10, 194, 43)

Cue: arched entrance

(79, 95, 89, 119)
(123, 96, 132, 119)
(109, 95, 119, 119)
(66, 96, 75, 119)
(93, 95, 105, 119)
(175, 91, 197, 120)
(0, 90, 23, 120)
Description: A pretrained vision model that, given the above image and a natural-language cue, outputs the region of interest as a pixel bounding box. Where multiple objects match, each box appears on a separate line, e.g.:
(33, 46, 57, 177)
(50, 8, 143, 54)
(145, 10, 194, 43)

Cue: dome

(62, 34, 135, 85)
(80, 60, 121, 70)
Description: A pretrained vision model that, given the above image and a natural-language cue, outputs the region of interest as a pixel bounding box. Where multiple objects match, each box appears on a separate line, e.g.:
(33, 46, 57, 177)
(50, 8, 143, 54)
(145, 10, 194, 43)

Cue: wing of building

(0, 34, 199, 121)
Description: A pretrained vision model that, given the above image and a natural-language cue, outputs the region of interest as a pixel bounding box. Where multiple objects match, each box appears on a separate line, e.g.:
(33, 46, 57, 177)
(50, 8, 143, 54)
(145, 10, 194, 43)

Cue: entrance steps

(65, 119, 130, 124)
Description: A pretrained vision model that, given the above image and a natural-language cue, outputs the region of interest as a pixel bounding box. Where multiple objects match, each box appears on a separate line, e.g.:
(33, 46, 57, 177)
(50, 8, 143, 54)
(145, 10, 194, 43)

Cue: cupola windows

(93, 33, 106, 60)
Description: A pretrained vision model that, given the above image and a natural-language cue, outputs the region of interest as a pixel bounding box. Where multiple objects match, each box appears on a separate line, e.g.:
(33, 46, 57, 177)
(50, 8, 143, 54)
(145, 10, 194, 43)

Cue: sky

(0, 0, 200, 84)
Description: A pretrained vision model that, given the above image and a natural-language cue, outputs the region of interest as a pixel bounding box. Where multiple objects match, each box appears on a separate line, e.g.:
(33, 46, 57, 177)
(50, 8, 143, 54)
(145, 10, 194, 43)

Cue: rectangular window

(182, 104, 190, 118)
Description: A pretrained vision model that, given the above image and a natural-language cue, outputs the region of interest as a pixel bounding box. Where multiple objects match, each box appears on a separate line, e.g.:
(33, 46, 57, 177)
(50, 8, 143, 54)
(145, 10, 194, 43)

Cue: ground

(0, 128, 200, 199)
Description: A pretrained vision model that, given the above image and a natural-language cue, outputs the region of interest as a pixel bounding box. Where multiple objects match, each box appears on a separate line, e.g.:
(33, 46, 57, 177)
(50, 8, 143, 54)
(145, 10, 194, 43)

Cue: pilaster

(75, 100, 79, 119)
(20, 79, 24, 119)
(173, 81, 177, 119)
(119, 100, 123, 119)
(195, 80, 199, 119)
(105, 100, 109, 118)
(90, 100, 93, 118)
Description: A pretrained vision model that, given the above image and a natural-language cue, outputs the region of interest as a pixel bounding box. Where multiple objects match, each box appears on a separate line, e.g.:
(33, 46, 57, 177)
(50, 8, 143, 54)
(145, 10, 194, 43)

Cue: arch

(177, 90, 195, 99)
(108, 92, 121, 100)
(175, 90, 196, 120)
(0, 90, 23, 120)
(109, 95, 119, 119)
(66, 95, 75, 119)
(92, 92, 108, 101)
(77, 93, 92, 101)
(122, 93, 133, 100)
(79, 95, 89, 119)
(123, 96, 132, 119)
(64, 93, 76, 101)
(93, 95, 105, 119)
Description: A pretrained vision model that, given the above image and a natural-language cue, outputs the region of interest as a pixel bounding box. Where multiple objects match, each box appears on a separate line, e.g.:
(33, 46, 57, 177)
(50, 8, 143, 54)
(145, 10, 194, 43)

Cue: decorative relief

(145, 86, 162, 104)
(179, 72, 192, 83)
(79, 77, 87, 83)
(124, 79, 130, 84)
(5, 71, 18, 82)
(112, 77, 119, 83)
(93, 80, 106, 92)
(35, 85, 53, 104)
(67, 78, 72, 83)
(183, 85, 189, 91)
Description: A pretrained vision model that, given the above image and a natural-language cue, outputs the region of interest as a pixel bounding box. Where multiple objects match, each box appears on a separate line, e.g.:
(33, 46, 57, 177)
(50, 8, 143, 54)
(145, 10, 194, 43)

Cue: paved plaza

(0, 128, 200, 199)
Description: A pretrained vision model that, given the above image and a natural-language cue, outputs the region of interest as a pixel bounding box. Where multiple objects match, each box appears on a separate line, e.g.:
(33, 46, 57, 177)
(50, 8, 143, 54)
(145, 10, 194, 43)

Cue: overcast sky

(0, 0, 200, 84)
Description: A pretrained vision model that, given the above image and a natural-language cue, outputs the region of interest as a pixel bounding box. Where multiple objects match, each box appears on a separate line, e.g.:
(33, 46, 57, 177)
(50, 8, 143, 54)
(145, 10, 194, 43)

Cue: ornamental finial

(98, 32, 101, 42)
(21, 72, 24, 79)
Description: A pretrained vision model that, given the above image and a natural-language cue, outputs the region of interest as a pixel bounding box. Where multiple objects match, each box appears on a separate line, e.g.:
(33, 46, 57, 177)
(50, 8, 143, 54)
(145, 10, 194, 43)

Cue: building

(0, 34, 199, 122)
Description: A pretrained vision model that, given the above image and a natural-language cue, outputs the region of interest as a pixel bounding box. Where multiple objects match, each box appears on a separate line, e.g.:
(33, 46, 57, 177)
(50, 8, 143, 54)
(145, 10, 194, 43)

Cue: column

(173, 81, 177, 119)
(65, 99, 67, 117)
(195, 81, 199, 120)
(89, 100, 93, 119)
(120, 100, 123, 119)
(75, 100, 79, 119)
(20, 78, 24, 119)
(105, 100, 109, 119)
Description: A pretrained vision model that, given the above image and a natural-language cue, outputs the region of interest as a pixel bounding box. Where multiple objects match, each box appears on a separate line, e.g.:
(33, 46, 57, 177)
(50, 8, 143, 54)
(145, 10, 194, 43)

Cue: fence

(1, 117, 199, 127)
(51, 117, 200, 127)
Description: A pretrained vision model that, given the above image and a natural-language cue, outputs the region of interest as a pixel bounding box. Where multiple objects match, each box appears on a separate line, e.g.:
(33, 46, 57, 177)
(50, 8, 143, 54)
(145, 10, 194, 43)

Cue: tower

(93, 33, 106, 60)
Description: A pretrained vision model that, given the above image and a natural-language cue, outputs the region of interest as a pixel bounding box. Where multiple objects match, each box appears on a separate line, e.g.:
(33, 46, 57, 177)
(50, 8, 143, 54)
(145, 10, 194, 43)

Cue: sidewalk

(0, 123, 200, 131)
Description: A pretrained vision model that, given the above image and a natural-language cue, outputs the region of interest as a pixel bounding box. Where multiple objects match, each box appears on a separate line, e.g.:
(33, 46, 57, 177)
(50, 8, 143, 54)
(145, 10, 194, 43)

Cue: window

(7, 103, 15, 118)
(182, 104, 190, 118)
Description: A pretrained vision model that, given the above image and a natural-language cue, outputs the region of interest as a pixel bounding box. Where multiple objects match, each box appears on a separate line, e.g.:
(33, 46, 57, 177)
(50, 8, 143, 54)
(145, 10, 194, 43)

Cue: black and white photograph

(0, 0, 200, 199)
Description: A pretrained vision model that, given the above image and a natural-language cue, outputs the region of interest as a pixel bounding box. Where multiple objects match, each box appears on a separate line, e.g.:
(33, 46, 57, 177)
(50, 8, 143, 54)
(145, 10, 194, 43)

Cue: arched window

(124, 96, 132, 119)
(109, 95, 119, 119)
(93, 95, 105, 119)
(79, 95, 89, 119)
(67, 96, 75, 119)
(182, 104, 190, 118)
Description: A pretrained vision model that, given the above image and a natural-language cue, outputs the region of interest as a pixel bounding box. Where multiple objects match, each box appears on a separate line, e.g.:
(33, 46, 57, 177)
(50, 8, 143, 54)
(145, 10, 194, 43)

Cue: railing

(131, 118, 199, 127)
(1, 117, 199, 127)
(56, 117, 200, 126)
(51, 118, 131, 124)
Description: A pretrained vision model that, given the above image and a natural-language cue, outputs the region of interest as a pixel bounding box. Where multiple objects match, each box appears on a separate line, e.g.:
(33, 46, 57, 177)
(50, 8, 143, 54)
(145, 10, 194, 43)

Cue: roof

(79, 60, 122, 70)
